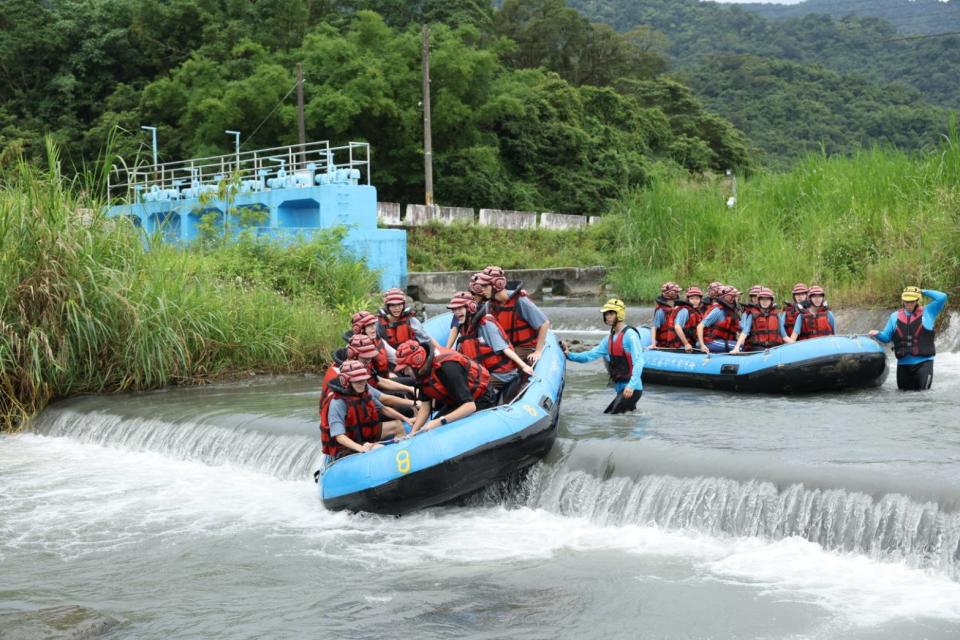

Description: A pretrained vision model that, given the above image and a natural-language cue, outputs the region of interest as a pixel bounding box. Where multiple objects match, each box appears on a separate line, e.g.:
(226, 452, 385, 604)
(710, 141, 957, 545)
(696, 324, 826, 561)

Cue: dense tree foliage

(740, 0, 960, 36)
(0, 0, 749, 212)
(569, 0, 957, 165)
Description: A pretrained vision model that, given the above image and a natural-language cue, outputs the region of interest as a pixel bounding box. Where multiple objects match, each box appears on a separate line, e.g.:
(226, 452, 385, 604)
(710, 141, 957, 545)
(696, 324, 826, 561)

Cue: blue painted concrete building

(105, 141, 407, 289)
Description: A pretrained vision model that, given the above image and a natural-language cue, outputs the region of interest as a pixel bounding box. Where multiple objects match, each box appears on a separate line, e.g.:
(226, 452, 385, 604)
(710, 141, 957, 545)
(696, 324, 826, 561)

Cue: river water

(2, 306, 959, 639)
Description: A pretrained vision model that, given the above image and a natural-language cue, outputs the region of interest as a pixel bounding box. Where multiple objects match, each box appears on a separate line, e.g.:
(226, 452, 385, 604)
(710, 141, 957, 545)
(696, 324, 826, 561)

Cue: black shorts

(896, 360, 934, 391)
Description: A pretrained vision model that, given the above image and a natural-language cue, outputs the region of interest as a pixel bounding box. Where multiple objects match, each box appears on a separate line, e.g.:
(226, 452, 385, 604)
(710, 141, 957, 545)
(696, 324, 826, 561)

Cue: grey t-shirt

(328, 386, 384, 438)
(486, 292, 548, 332)
(478, 321, 518, 383)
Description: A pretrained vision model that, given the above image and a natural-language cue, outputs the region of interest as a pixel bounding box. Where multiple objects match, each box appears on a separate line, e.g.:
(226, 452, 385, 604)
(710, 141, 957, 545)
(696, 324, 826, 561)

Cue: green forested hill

(0, 0, 749, 212)
(740, 0, 960, 35)
(567, 0, 957, 164)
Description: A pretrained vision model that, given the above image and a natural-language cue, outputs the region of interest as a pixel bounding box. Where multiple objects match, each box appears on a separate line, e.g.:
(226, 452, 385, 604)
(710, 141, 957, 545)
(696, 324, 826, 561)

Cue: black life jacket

(893, 306, 936, 359)
(608, 326, 640, 383)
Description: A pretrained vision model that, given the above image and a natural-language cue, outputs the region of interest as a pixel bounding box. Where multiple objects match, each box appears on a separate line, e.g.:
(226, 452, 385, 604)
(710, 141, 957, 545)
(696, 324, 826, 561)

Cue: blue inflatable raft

(319, 313, 565, 514)
(636, 327, 887, 393)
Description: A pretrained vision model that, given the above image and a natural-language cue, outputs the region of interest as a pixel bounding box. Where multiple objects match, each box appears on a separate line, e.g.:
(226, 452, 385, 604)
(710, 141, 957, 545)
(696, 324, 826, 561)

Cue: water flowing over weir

(32, 400, 960, 583)
(493, 443, 960, 581)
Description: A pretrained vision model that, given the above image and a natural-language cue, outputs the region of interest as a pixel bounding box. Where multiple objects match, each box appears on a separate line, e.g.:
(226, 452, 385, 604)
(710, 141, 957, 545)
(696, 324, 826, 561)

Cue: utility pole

(141, 126, 158, 166)
(422, 25, 434, 206)
(296, 62, 306, 169)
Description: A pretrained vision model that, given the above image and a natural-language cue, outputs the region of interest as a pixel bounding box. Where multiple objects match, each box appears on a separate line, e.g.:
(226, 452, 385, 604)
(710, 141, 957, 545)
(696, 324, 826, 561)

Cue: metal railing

(108, 140, 371, 204)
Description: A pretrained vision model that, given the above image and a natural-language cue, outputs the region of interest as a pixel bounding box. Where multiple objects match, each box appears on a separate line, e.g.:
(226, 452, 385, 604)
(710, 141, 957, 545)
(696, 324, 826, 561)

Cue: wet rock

(0, 606, 120, 640)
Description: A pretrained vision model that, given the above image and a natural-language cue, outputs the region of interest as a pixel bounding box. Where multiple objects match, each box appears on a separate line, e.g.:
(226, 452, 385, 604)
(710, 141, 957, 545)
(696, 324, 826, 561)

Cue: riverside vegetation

(408, 129, 960, 305)
(0, 145, 378, 430)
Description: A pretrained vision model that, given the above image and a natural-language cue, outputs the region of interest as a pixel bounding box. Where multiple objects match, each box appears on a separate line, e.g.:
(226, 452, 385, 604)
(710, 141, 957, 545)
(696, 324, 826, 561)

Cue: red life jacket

(893, 306, 936, 359)
(782, 303, 801, 336)
(745, 306, 784, 351)
(417, 347, 491, 405)
(377, 308, 415, 348)
(799, 305, 833, 340)
(371, 343, 391, 379)
(608, 326, 640, 383)
(678, 301, 702, 344)
(456, 313, 516, 375)
(321, 364, 339, 398)
(488, 289, 539, 349)
(319, 383, 381, 458)
(703, 302, 741, 344)
(654, 299, 683, 349)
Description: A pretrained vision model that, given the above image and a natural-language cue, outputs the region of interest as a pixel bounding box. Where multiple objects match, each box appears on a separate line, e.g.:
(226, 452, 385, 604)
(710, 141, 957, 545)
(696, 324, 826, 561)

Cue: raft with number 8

(637, 327, 888, 393)
(319, 312, 565, 514)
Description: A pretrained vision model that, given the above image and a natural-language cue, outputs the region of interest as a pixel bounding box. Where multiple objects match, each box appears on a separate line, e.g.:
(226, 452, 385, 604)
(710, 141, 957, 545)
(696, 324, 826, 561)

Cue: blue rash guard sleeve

(740, 313, 753, 335)
(923, 289, 948, 329)
(701, 307, 724, 327)
(566, 336, 610, 363)
(827, 311, 836, 334)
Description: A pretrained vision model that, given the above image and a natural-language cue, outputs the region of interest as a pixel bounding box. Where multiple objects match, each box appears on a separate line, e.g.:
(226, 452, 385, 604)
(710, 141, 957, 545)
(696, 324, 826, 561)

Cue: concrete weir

(407, 266, 607, 302)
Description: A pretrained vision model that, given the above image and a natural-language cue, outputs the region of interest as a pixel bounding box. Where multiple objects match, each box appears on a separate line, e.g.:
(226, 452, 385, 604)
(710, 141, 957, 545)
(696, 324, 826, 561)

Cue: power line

(239, 81, 300, 150)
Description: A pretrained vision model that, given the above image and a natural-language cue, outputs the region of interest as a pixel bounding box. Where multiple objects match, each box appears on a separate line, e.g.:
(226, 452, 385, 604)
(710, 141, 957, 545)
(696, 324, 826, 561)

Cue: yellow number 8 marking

(396, 450, 411, 474)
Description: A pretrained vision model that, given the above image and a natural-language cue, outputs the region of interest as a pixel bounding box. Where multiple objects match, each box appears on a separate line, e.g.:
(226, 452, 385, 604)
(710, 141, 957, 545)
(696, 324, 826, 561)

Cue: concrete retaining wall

(478, 208, 538, 229)
(540, 212, 587, 230)
(407, 266, 607, 302)
(377, 202, 401, 226)
(405, 204, 475, 226)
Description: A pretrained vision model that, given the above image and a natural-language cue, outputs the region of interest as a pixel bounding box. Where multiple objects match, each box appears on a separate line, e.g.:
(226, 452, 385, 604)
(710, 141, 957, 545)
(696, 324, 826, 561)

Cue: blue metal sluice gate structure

(105, 140, 407, 289)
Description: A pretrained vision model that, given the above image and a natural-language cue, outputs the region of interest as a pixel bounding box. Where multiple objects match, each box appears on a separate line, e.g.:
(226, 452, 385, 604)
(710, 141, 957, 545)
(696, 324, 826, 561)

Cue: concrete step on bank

(407, 267, 608, 302)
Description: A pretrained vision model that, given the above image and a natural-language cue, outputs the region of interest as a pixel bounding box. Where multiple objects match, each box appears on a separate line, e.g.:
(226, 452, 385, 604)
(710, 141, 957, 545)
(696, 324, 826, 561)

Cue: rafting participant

(476, 266, 551, 365)
(319, 360, 407, 458)
(448, 292, 533, 401)
(746, 284, 762, 309)
(781, 283, 808, 336)
(651, 282, 684, 350)
(869, 286, 948, 391)
(790, 285, 835, 341)
(347, 334, 417, 403)
(561, 298, 643, 414)
(394, 340, 496, 433)
(696, 286, 742, 353)
(730, 287, 785, 353)
(677, 287, 704, 352)
(352, 310, 397, 369)
(377, 288, 435, 349)
(700, 281, 723, 311)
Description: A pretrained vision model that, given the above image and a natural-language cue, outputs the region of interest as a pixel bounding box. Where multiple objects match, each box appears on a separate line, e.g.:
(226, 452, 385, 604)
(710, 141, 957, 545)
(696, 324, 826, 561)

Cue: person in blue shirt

(869, 286, 948, 390)
(561, 298, 644, 413)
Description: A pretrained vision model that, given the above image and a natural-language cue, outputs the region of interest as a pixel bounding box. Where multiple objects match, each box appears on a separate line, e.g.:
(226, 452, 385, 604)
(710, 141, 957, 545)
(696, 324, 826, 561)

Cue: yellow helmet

(600, 298, 626, 322)
(901, 286, 922, 302)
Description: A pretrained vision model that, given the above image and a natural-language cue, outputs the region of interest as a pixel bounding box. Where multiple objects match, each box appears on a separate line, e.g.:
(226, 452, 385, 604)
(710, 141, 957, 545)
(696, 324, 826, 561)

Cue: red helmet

(347, 334, 379, 360)
(446, 291, 478, 314)
(351, 311, 377, 335)
(339, 359, 372, 386)
(808, 285, 825, 297)
(792, 283, 809, 296)
(720, 286, 740, 300)
(477, 266, 507, 292)
(758, 287, 775, 300)
(394, 340, 428, 370)
(707, 281, 723, 296)
(686, 286, 703, 298)
(660, 281, 681, 298)
(383, 288, 406, 306)
(749, 285, 762, 296)
(468, 273, 485, 296)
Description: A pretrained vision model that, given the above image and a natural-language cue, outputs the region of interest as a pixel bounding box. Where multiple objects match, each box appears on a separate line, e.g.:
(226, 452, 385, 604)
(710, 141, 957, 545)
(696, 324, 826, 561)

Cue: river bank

(0, 155, 376, 430)
(408, 135, 960, 306)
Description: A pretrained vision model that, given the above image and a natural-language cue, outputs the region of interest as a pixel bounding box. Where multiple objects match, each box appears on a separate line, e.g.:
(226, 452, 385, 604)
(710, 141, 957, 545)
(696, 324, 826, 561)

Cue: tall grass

(0, 144, 376, 429)
(608, 126, 960, 303)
